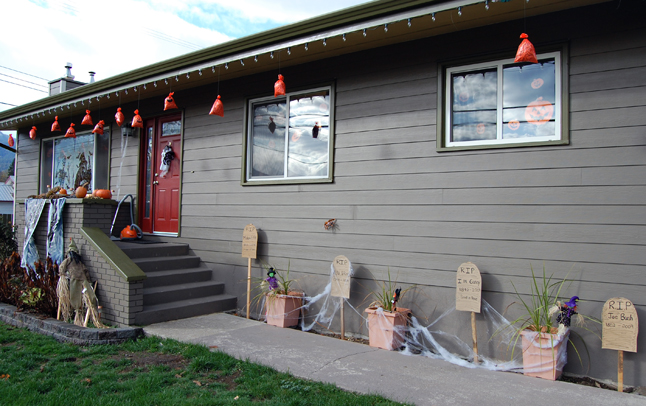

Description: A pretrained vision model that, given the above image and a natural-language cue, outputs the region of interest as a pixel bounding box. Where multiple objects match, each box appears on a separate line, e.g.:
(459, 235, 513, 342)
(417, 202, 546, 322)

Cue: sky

(0, 0, 370, 112)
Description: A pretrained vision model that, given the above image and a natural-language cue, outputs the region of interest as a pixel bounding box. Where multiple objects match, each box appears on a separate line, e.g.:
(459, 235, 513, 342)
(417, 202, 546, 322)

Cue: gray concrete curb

(0, 302, 143, 345)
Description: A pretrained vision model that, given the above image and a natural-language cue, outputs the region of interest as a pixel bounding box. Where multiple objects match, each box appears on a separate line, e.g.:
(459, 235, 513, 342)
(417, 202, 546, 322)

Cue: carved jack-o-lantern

(531, 78, 544, 89)
(525, 97, 553, 125)
(476, 123, 485, 134)
(458, 92, 470, 103)
(508, 120, 520, 131)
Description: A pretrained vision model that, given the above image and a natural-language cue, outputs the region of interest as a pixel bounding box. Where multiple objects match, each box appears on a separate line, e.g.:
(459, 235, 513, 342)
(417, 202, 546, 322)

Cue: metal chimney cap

(65, 63, 74, 79)
(89, 71, 96, 83)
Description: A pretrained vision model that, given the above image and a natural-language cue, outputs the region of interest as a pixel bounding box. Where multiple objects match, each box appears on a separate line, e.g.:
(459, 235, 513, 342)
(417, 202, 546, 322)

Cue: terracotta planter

(364, 307, 411, 350)
(265, 292, 303, 328)
(520, 328, 569, 380)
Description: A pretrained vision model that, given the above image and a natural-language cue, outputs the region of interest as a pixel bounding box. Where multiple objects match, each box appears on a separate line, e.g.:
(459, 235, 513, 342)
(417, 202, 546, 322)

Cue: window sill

(436, 138, 569, 153)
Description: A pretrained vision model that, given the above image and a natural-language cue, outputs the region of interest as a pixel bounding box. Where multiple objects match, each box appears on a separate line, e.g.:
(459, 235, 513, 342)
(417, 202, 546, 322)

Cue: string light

(270, 51, 274, 59)
(143, 84, 146, 90)
(186, 72, 190, 78)
(384, 24, 388, 32)
(212, 66, 215, 73)
(323, 38, 327, 46)
(287, 47, 291, 55)
(134, 86, 137, 92)
(432, 12, 436, 21)
(363, 29, 367, 37)
(240, 59, 245, 66)
(305, 43, 309, 51)
(254, 55, 258, 62)
(199, 69, 202, 76)
(225, 63, 228, 69)
(175, 75, 179, 82)
(342, 34, 346, 41)
(485, 0, 489, 10)
(458, 6, 462, 16)
(154, 81, 157, 87)
(407, 18, 412, 27)
(164, 78, 168, 85)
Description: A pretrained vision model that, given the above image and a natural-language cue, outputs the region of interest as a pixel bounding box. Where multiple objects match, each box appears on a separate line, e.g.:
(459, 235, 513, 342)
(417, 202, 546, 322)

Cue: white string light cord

(1, 0, 526, 127)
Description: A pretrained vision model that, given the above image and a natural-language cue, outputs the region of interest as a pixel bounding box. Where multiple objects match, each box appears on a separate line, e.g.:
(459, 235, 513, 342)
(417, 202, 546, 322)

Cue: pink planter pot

(364, 307, 411, 350)
(520, 328, 569, 380)
(265, 292, 303, 328)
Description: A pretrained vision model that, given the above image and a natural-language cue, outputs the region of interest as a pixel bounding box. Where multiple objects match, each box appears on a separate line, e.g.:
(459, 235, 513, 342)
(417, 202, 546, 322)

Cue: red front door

(139, 114, 181, 234)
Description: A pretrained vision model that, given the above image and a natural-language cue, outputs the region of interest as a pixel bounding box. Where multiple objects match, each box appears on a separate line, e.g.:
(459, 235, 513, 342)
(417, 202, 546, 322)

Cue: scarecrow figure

(59, 239, 103, 327)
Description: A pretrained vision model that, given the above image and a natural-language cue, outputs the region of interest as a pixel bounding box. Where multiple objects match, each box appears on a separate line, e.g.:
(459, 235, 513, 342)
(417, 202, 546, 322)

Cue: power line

(0, 73, 47, 88)
(0, 65, 49, 81)
(0, 102, 17, 107)
(0, 79, 48, 93)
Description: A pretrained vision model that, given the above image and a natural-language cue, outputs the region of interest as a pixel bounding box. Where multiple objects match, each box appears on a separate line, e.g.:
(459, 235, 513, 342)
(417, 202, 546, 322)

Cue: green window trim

(436, 44, 569, 152)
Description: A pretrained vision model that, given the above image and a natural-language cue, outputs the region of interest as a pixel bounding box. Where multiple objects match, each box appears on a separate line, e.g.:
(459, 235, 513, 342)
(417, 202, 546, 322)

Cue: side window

(243, 86, 334, 184)
(39, 128, 111, 194)
(438, 51, 568, 150)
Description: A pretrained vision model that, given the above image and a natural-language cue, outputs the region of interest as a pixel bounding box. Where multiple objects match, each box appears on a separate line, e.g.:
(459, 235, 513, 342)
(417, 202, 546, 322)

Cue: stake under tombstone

(242, 224, 258, 319)
(456, 262, 482, 364)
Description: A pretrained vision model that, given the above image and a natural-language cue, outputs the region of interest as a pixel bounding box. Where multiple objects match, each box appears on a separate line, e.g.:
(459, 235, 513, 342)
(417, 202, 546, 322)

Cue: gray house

(0, 0, 644, 387)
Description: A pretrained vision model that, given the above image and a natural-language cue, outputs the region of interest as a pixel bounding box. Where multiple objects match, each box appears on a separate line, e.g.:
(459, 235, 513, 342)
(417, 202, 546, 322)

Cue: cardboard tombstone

(602, 297, 638, 353)
(331, 255, 351, 299)
(456, 262, 482, 313)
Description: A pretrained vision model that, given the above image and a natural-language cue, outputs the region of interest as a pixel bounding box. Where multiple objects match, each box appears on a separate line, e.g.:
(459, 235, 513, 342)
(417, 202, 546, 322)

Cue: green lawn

(0, 322, 405, 405)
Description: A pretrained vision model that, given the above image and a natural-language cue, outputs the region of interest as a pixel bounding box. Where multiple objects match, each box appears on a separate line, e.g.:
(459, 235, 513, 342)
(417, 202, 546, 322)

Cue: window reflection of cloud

(503, 122, 555, 139)
(453, 124, 496, 141)
(503, 60, 555, 108)
(453, 110, 496, 125)
(452, 70, 497, 111)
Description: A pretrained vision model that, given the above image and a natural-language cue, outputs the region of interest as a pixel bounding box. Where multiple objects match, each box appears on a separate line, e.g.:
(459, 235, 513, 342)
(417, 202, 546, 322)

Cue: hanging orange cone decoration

(131, 109, 143, 128)
(65, 123, 76, 138)
(29, 126, 37, 140)
(81, 110, 93, 125)
(209, 95, 224, 117)
(514, 33, 538, 64)
(8, 134, 14, 147)
(164, 92, 178, 110)
(92, 120, 105, 135)
(274, 74, 285, 97)
(115, 108, 125, 127)
(51, 116, 62, 132)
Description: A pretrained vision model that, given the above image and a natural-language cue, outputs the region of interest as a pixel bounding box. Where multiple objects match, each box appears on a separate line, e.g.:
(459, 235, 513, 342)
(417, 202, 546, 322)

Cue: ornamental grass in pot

(364, 270, 413, 351)
(257, 261, 302, 328)
(506, 265, 589, 380)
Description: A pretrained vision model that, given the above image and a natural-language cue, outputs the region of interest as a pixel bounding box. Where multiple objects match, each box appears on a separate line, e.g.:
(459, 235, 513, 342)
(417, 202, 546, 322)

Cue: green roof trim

(80, 227, 147, 283)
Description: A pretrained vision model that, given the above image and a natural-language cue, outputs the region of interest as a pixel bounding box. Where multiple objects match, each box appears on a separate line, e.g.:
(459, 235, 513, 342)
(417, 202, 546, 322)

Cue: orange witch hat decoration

(514, 33, 538, 64)
(131, 109, 143, 128)
(51, 116, 61, 132)
(209, 95, 224, 117)
(81, 110, 93, 125)
(29, 126, 37, 140)
(274, 74, 285, 97)
(115, 108, 125, 127)
(65, 123, 76, 138)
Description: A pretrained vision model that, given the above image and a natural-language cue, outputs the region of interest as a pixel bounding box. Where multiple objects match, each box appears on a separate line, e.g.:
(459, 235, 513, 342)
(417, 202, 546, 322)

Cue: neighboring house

(0, 184, 13, 224)
(0, 0, 644, 386)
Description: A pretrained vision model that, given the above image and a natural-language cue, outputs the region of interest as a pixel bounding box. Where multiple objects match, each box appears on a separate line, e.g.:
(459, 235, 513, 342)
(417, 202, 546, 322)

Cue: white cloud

(0, 0, 369, 112)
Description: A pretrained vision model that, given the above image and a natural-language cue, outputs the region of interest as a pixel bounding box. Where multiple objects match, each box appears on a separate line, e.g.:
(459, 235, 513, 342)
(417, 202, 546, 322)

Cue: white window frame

(244, 85, 334, 184)
(444, 51, 562, 148)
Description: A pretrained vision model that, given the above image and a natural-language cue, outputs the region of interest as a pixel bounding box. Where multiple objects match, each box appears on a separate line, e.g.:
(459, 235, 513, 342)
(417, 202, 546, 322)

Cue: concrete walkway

(144, 313, 645, 406)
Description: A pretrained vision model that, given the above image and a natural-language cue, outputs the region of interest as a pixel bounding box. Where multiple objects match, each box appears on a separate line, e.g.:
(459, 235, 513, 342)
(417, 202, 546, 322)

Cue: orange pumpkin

(75, 185, 87, 198)
(93, 189, 112, 199)
(525, 97, 554, 125)
(59, 189, 68, 196)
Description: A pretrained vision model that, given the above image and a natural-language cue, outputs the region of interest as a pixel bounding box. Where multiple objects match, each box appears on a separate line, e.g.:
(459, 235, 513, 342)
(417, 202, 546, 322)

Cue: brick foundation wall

(15, 198, 141, 327)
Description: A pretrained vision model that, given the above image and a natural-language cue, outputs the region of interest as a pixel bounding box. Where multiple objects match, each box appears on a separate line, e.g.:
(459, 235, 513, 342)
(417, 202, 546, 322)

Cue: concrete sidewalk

(144, 313, 644, 406)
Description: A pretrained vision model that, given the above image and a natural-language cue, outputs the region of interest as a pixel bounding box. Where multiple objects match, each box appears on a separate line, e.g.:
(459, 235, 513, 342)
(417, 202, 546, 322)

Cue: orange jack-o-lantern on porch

(525, 97, 554, 125)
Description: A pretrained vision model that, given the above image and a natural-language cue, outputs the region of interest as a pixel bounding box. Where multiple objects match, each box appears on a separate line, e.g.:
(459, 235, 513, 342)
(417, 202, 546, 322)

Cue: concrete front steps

(114, 241, 236, 325)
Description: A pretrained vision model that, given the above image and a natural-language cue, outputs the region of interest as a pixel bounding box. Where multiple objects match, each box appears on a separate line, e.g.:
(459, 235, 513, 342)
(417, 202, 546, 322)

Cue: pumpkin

(59, 189, 68, 196)
(525, 97, 554, 125)
(75, 185, 87, 198)
(93, 189, 112, 199)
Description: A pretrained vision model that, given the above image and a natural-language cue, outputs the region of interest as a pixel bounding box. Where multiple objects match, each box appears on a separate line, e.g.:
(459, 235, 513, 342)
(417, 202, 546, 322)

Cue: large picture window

(440, 51, 567, 150)
(244, 86, 334, 184)
(39, 128, 110, 194)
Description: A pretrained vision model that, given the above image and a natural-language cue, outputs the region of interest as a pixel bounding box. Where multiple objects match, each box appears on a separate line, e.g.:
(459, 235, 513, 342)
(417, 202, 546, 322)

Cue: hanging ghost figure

(51, 116, 62, 132)
(65, 123, 76, 138)
(92, 120, 105, 135)
(115, 108, 125, 127)
(131, 109, 143, 128)
(81, 110, 93, 126)
(274, 74, 285, 97)
(209, 95, 224, 117)
(164, 92, 178, 110)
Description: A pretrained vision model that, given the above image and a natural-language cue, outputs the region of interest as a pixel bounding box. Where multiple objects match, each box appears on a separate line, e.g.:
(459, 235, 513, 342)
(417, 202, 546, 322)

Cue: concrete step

(144, 264, 213, 288)
(135, 294, 237, 325)
(114, 242, 189, 259)
(143, 280, 226, 306)
(132, 255, 201, 272)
